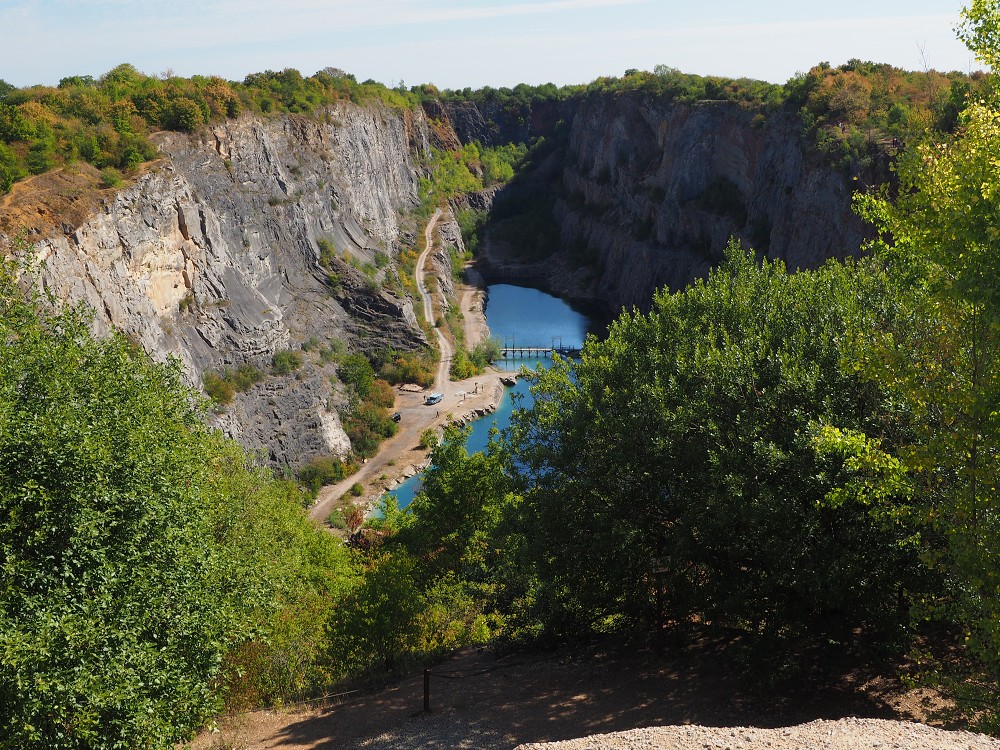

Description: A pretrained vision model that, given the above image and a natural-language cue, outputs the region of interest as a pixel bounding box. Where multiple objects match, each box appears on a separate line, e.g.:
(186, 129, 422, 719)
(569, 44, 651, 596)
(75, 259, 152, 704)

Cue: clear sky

(0, 0, 981, 90)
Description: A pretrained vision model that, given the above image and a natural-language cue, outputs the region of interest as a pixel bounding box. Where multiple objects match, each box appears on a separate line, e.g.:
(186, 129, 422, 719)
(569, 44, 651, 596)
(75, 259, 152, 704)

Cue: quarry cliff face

(6, 90, 875, 470)
(483, 95, 873, 313)
(20, 102, 431, 468)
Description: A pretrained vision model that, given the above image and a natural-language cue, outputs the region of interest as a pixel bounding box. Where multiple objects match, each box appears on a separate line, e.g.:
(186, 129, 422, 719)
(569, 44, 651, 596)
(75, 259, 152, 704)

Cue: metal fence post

(423, 668, 431, 713)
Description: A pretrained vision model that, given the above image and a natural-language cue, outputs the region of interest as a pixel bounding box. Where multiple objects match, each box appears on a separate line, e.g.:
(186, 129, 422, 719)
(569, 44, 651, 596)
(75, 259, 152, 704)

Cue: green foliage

(0, 65, 420, 193)
(327, 508, 347, 529)
(0, 259, 353, 747)
(958, 0, 1000, 70)
(450, 339, 501, 380)
(377, 350, 436, 388)
(480, 142, 526, 185)
(503, 243, 925, 646)
(203, 369, 236, 404)
(367, 378, 396, 409)
(330, 434, 505, 679)
(317, 237, 337, 269)
(456, 208, 487, 254)
(419, 428, 439, 450)
(0, 142, 24, 193)
(449, 349, 476, 380)
(161, 96, 203, 131)
(855, 92, 1000, 728)
(99, 166, 123, 188)
(203, 364, 265, 405)
(419, 146, 483, 211)
(338, 353, 375, 399)
(297, 455, 357, 497)
(344, 401, 398, 459)
(272, 349, 303, 375)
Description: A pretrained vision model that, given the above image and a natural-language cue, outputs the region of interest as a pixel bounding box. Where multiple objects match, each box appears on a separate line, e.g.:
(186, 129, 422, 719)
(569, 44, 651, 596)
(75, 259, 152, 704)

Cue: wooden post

(423, 669, 430, 713)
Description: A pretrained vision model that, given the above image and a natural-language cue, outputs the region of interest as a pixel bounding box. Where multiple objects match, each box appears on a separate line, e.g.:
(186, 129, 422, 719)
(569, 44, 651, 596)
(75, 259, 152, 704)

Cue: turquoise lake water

(383, 284, 601, 509)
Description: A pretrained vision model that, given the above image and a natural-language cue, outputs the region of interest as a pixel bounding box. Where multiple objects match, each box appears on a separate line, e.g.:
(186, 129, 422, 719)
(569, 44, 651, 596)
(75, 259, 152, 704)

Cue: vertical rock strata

(482, 95, 871, 313)
(24, 102, 431, 469)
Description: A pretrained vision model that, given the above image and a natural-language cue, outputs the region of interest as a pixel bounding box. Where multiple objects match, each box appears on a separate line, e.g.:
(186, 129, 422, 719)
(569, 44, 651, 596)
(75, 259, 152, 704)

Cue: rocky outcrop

(480, 95, 878, 313)
(18, 101, 433, 469)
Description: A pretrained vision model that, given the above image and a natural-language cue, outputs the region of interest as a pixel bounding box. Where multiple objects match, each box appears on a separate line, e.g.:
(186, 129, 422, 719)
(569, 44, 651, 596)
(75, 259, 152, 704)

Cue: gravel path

(514, 719, 999, 750)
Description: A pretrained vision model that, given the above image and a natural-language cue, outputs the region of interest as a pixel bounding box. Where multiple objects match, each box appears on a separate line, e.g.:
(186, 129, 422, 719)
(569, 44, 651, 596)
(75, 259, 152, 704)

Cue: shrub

(368, 378, 396, 409)
(203, 370, 236, 404)
(298, 455, 356, 496)
(327, 508, 347, 529)
(419, 428, 439, 450)
(317, 237, 336, 269)
(100, 167, 123, 188)
(272, 350, 303, 375)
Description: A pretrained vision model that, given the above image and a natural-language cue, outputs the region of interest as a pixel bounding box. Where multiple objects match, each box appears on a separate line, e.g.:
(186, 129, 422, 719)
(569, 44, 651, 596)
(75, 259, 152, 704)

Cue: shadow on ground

(244, 630, 924, 750)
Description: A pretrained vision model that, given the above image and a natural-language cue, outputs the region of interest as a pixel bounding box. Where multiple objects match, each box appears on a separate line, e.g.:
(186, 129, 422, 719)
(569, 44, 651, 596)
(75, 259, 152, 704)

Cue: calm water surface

(383, 284, 601, 509)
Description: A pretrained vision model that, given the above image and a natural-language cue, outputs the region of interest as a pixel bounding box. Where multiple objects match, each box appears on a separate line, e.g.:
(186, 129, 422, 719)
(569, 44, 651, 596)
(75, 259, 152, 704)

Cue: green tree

(0, 143, 24, 193)
(0, 264, 240, 747)
(855, 98, 1000, 726)
(504, 243, 925, 647)
(0, 259, 354, 746)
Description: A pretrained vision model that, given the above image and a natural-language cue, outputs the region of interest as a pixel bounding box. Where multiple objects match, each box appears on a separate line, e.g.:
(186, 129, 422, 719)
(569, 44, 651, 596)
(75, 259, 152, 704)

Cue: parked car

(424, 392, 443, 405)
(391, 411, 402, 422)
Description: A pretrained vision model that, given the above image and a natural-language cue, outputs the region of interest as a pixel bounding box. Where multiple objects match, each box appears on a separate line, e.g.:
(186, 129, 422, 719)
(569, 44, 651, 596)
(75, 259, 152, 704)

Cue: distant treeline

(0, 60, 988, 196)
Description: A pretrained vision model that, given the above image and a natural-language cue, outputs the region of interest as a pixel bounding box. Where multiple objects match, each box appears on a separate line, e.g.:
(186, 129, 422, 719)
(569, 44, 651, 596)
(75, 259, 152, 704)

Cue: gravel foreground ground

(514, 719, 999, 750)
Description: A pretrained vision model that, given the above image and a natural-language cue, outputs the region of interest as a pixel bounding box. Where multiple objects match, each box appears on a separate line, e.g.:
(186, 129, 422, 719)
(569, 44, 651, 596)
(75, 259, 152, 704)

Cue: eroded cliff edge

(5, 102, 431, 468)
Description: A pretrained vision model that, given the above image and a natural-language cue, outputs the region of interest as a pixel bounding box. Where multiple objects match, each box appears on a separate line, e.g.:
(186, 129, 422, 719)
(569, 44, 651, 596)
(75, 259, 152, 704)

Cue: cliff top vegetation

(0, 60, 988, 199)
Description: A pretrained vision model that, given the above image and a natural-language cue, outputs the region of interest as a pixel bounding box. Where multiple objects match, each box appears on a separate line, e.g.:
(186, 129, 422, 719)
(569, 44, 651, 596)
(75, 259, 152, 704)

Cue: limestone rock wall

(25, 101, 432, 469)
(482, 95, 874, 313)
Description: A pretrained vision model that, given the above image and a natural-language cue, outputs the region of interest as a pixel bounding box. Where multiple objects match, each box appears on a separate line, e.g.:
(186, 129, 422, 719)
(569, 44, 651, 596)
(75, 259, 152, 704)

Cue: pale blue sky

(0, 0, 980, 90)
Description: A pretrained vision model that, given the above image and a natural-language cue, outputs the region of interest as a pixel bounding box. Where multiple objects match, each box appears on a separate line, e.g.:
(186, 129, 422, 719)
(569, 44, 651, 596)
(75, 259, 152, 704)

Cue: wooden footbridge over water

(500, 346, 582, 359)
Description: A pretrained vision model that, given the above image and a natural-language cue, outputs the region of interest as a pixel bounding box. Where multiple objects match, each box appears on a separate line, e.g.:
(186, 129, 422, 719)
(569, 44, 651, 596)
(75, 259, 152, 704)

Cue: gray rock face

(27, 102, 432, 470)
(483, 96, 875, 313)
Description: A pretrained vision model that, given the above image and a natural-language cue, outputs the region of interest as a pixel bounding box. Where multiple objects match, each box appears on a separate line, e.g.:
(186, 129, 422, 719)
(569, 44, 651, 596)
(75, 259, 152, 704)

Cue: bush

(327, 508, 347, 529)
(338, 353, 375, 398)
(345, 401, 398, 458)
(419, 428, 439, 450)
(368, 378, 396, 409)
(298, 455, 357, 497)
(272, 350, 303, 375)
(379, 352, 436, 388)
(317, 237, 336, 268)
(203, 370, 236, 404)
(203, 364, 264, 405)
(100, 166, 123, 188)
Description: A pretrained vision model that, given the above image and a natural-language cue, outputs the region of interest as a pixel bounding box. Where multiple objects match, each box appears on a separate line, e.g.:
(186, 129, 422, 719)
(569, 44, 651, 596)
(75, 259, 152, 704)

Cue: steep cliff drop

(466, 94, 880, 314)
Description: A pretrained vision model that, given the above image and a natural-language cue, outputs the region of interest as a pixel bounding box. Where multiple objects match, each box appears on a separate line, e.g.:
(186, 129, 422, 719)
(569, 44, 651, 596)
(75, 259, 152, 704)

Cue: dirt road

(308, 210, 501, 523)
